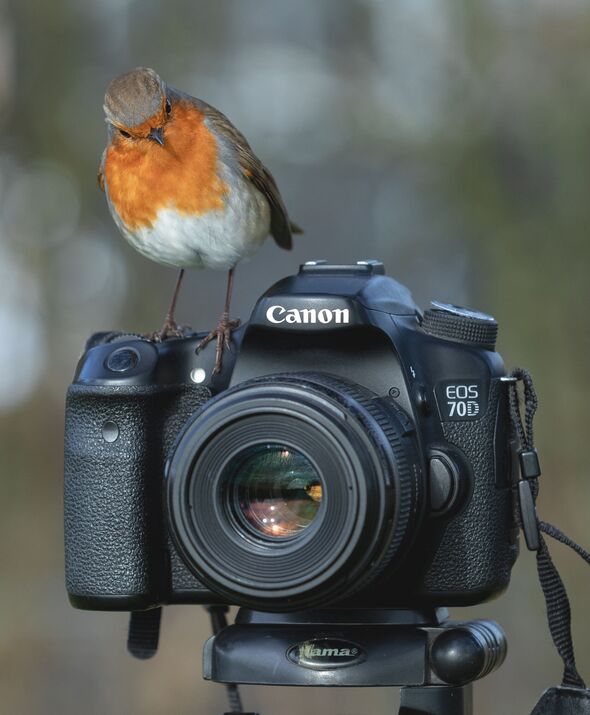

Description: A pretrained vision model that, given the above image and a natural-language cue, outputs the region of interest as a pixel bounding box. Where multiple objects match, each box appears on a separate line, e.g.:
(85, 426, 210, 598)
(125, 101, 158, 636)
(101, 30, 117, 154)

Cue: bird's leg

(151, 269, 186, 341)
(196, 267, 241, 374)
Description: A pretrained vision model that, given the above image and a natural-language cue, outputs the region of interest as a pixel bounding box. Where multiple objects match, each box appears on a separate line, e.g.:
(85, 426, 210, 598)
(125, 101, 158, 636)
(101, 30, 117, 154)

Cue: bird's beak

(149, 127, 165, 146)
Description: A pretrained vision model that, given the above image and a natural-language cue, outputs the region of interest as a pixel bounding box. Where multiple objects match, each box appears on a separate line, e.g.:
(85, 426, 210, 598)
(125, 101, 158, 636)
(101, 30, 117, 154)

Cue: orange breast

(104, 100, 229, 231)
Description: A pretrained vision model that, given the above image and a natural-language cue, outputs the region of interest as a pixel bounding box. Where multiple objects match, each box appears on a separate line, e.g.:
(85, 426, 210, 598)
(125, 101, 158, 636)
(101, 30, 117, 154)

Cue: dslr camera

(64, 260, 518, 614)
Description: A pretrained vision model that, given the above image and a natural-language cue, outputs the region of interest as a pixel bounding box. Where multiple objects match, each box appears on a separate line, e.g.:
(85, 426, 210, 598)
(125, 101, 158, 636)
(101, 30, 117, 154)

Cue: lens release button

(429, 455, 458, 513)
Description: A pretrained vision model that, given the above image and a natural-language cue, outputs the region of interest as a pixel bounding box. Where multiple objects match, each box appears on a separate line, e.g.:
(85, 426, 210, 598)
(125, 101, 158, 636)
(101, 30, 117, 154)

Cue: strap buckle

(518, 478, 540, 551)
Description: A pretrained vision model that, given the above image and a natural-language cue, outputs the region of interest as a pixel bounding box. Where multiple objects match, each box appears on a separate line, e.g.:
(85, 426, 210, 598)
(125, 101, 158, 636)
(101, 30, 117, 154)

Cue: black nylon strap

(508, 367, 538, 451)
(540, 522, 590, 566)
(509, 369, 587, 691)
(531, 686, 590, 714)
(535, 537, 585, 688)
(127, 607, 162, 659)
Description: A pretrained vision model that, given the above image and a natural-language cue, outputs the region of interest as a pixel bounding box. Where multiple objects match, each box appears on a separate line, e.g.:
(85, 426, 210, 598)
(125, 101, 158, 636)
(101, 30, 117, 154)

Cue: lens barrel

(167, 373, 421, 611)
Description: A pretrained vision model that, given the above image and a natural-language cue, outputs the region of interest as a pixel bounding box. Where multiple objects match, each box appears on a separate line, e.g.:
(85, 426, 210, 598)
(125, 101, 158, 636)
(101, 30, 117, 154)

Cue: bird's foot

(196, 315, 241, 375)
(149, 317, 186, 342)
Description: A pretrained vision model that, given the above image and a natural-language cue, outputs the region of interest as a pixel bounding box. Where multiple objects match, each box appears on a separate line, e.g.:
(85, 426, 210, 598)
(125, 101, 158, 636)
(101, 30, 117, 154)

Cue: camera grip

(64, 384, 169, 609)
(421, 379, 518, 600)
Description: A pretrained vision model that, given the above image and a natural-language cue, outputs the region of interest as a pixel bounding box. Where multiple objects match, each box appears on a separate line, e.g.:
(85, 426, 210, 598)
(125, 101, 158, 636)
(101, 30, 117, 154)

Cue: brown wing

(97, 149, 106, 192)
(200, 101, 302, 249)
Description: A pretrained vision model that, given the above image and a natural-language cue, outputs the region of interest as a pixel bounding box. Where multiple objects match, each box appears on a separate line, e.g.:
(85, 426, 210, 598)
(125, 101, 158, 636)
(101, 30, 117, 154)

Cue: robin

(99, 67, 301, 373)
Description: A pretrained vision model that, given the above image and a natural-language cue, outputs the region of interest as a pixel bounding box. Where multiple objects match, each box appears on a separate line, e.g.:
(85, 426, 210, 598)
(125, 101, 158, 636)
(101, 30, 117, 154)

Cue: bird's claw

(149, 318, 186, 342)
(196, 316, 241, 375)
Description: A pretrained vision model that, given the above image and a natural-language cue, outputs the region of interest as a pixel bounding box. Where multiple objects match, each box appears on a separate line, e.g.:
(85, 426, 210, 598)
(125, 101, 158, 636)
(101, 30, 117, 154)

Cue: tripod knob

(430, 620, 507, 685)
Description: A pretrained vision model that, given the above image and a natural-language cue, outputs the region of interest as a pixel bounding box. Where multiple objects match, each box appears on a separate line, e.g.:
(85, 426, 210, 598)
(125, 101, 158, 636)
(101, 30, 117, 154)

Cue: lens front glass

(224, 444, 323, 539)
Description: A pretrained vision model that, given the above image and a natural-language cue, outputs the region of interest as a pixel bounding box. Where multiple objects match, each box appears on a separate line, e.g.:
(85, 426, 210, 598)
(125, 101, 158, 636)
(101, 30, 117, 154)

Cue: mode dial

(422, 301, 498, 350)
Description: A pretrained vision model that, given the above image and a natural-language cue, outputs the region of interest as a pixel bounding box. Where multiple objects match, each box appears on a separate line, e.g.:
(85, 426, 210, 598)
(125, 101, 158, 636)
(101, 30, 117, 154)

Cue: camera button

(105, 347, 140, 373)
(101, 420, 119, 443)
(429, 454, 458, 513)
(416, 385, 430, 415)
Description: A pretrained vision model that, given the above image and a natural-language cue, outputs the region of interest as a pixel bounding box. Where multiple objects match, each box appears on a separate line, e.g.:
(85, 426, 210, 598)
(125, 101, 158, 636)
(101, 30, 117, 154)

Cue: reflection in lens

(226, 444, 323, 538)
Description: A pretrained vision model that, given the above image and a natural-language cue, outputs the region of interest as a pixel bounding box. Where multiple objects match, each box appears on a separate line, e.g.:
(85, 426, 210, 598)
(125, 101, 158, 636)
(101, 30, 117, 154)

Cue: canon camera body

(64, 260, 518, 613)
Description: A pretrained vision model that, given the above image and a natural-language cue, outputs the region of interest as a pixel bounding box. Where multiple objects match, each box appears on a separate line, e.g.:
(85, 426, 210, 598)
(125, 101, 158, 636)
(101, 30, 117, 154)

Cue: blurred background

(1, 0, 589, 713)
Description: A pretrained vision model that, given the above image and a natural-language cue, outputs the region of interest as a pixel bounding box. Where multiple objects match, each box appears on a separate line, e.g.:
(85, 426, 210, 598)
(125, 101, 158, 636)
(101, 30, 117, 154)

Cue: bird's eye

(165, 99, 171, 114)
(119, 129, 131, 138)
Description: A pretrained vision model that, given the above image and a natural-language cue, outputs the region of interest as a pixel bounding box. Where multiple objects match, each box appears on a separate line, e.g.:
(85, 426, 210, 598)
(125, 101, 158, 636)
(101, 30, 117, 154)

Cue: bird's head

(104, 67, 171, 146)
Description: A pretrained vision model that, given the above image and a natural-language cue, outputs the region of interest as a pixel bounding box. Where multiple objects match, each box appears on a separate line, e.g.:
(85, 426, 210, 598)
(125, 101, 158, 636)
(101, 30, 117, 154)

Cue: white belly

(109, 170, 271, 271)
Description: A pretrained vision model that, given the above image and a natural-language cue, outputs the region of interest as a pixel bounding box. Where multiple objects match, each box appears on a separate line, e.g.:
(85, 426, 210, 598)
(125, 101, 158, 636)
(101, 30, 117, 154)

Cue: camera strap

(509, 368, 590, 714)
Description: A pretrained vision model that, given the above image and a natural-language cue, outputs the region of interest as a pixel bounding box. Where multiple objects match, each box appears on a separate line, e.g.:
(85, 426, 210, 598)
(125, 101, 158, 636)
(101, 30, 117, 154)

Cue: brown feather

(198, 101, 301, 249)
(97, 149, 106, 191)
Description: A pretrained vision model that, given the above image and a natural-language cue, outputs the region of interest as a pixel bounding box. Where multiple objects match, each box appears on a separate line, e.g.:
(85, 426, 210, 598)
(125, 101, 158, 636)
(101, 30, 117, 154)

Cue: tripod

(204, 608, 507, 715)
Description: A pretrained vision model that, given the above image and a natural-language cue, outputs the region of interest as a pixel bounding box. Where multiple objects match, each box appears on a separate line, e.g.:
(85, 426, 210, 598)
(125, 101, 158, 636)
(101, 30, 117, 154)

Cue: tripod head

(204, 608, 507, 715)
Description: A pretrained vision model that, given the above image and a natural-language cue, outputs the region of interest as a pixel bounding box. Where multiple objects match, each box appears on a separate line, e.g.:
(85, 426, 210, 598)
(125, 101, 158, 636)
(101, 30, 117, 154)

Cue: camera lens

(225, 444, 323, 539)
(167, 373, 421, 611)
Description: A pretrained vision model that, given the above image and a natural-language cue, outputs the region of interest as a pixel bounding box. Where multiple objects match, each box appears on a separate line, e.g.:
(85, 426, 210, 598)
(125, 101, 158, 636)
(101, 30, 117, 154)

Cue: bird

(98, 67, 301, 373)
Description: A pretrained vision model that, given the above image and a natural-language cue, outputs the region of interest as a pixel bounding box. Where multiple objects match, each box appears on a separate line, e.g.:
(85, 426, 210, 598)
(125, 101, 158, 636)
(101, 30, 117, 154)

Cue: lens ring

(167, 373, 421, 611)
(185, 413, 366, 589)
